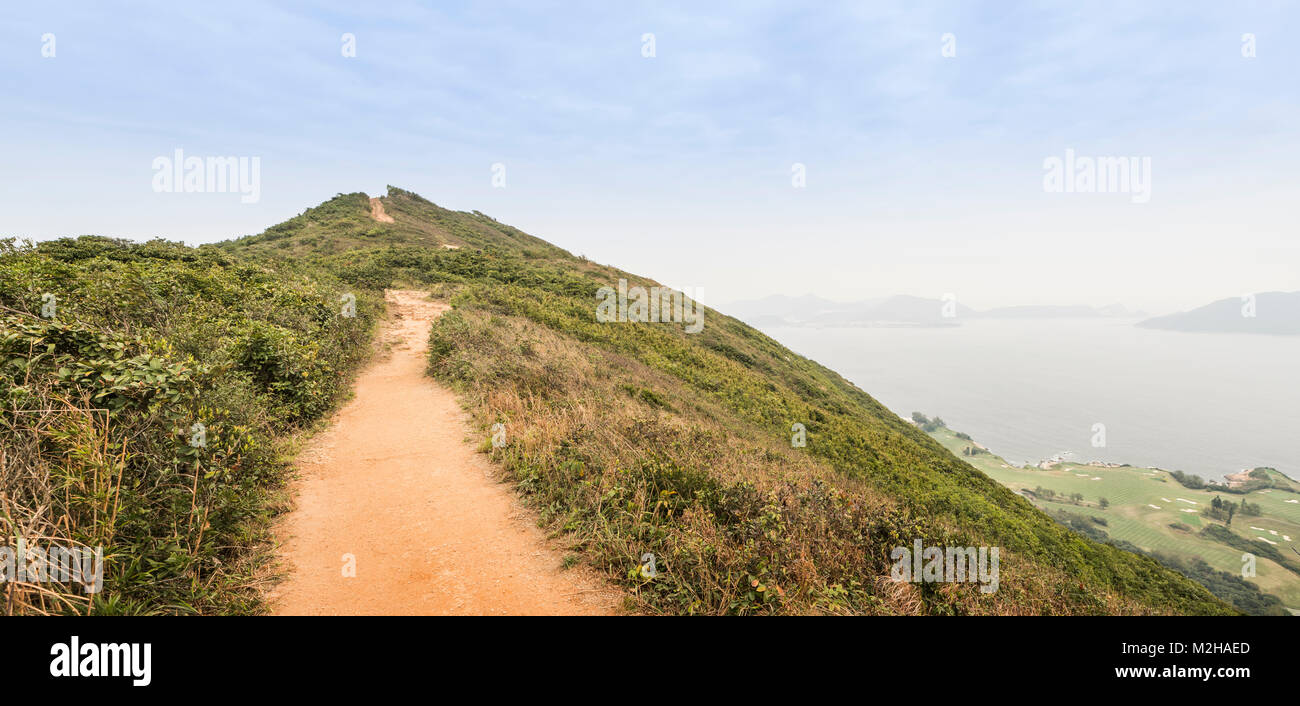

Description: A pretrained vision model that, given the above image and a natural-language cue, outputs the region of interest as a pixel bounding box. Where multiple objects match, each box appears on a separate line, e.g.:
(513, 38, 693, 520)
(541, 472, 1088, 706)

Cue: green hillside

(1, 187, 1235, 614)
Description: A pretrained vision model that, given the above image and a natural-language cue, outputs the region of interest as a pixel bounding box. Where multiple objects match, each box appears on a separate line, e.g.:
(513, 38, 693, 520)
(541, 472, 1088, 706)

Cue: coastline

(919, 419, 1300, 614)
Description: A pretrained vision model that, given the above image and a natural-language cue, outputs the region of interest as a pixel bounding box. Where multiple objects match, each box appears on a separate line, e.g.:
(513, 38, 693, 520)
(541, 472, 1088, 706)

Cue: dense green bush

(0, 236, 377, 614)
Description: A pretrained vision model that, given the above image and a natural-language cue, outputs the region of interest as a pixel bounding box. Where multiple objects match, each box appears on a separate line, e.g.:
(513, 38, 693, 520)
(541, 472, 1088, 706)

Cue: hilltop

(0, 187, 1235, 614)
(225, 187, 1234, 614)
(1139, 292, 1300, 335)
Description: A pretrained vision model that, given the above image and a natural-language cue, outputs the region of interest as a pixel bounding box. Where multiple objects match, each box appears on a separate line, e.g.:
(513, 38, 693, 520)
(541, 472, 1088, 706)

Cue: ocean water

(761, 318, 1300, 482)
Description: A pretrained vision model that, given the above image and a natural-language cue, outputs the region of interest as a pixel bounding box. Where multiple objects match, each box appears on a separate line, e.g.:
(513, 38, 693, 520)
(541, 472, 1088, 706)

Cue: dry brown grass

(427, 304, 1169, 614)
(1, 389, 121, 615)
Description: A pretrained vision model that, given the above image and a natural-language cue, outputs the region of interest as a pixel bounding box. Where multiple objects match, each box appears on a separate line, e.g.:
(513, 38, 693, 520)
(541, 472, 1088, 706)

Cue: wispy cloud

(2, 1, 1297, 310)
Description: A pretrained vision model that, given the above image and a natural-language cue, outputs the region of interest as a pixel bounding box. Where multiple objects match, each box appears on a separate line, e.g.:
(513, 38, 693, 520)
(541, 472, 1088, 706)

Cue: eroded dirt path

(268, 290, 617, 615)
(369, 197, 395, 223)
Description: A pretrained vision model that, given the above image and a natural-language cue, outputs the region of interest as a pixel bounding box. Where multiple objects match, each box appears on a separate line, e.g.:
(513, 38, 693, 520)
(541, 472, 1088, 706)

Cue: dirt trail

(268, 290, 617, 615)
(369, 197, 395, 223)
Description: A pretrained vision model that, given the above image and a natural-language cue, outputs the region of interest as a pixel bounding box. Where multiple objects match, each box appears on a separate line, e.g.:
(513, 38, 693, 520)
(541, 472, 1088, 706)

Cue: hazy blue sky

(2, 1, 1297, 313)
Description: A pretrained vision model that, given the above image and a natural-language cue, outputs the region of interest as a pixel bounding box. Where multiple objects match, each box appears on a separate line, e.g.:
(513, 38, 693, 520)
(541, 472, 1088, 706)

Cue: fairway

(929, 426, 1300, 612)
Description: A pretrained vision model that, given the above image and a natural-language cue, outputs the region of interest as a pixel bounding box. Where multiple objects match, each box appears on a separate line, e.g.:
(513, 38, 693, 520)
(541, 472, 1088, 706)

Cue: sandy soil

(267, 290, 617, 615)
(1223, 470, 1253, 488)
(369, 197, 395, 223)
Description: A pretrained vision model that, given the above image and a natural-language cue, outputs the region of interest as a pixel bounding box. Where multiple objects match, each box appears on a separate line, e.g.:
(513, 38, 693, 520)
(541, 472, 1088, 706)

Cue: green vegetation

(926, 422, 1300, 615)
(1199, 525, 1300, 578)
(1215, 468, 1300, 494)
(1171, 467, 1295, 495)
(325, 189, 1222, 615)
(1, 188, 1239, 615)
(0, 236, 376, 614)
(1150, 554, 1288, 616)
(910, 412, 946, 433)
(1170, 470, 1207, 490)
(1040, 508, 1285, 616)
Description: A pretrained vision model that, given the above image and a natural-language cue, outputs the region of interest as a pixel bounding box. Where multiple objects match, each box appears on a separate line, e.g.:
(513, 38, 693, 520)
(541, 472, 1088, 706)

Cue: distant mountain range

(725, 294, 1145, 328)
(1137, 291, 1300, 335)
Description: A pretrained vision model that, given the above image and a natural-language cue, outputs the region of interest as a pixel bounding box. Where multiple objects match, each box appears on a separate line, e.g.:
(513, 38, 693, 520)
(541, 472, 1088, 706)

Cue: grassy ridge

(2, 188, 1236, 614)
(234, 188, 1232, 615)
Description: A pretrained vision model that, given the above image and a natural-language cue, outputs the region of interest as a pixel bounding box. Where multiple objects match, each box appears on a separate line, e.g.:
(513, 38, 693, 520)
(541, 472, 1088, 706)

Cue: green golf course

(926, 423, 1300, 614)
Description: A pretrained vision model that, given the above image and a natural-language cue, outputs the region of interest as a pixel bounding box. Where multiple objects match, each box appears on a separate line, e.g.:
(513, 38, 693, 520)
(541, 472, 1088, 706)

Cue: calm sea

(762, 318, 1300, 482)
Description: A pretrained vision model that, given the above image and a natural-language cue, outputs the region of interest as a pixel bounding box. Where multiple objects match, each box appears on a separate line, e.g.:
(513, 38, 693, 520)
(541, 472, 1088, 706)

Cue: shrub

(0, 237, 376, 614)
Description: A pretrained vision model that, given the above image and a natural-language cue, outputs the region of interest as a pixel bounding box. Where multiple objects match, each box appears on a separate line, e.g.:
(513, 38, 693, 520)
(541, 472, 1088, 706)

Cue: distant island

(1137, 291, 1300, 335)
(730, 291, 1300, 334)
(726, 294, 1144, 329)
